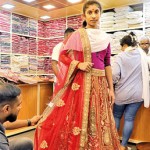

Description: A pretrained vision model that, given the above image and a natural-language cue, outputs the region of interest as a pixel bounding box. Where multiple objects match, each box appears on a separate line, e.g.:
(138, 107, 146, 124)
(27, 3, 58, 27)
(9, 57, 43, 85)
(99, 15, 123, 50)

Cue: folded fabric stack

(44, 22, 51, 38)
(12, 13, 29, 35)
(37, 57, 45, 74)
(67, 15, 82, 30)
(44, 57, 52, 74)
(11, 55, 29, 74)
(0, 54, 11, 70)
(28, 38, 37, 55)
(48, 18, 66, 38)
(29, 56, 38, 74)
(0, 32, 11, 53)
(100, 12, 115, 31)
(144, 2, 150, 27)
(0, 69, 40, 84)
(0, 10, 11, 32)
(38, 21, 45, 38)
(145, 28, 150, 37)
(113, 6, 133, 30)
(12, 34, 29, 54)
(126, 11, 143, 28)
(29, 18, 37, 37)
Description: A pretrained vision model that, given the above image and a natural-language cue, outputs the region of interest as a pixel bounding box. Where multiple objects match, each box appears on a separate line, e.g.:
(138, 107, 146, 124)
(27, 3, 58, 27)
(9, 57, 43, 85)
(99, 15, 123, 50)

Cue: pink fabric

(63, 31, 83, 52)
(92, 44, 111, 69)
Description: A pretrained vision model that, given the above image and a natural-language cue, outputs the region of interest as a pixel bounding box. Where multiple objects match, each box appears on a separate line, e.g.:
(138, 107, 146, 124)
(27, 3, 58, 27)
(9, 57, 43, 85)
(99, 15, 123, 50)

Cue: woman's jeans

(113, 101, 143, 146)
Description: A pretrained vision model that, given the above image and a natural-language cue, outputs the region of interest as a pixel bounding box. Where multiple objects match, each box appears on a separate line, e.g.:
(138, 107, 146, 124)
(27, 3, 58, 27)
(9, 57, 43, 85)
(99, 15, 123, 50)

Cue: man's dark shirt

(0, 123, 9, 150)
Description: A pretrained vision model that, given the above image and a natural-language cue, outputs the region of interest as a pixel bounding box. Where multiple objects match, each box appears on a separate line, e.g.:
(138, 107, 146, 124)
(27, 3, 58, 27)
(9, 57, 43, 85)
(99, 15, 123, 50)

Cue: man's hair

(139, 36, 150, 43)
(0, 83, 21, 104)
(64, 27, 75, 35)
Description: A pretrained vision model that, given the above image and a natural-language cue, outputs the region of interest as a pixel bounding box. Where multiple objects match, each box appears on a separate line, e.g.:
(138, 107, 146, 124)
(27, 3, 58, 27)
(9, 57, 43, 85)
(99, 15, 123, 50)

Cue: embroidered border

(39, 60, 79, 124)
(78, 28, 92, 148)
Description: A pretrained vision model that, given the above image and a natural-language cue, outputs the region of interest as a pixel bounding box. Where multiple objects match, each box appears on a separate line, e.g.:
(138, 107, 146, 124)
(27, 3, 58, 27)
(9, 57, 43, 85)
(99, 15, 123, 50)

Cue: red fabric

(34, 31, 85, 150)
(34, 71, 84, 150)
(34, 29, 120, 150)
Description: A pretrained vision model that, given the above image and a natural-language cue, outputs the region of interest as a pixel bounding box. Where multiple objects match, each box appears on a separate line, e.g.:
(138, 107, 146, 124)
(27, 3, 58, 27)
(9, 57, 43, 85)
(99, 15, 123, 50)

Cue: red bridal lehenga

(34, 28, 121, 150)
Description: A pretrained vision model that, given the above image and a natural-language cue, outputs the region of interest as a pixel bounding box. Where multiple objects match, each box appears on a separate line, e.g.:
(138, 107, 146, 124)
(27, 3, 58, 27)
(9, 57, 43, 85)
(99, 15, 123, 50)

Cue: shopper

(4, 115, 42, 130)
(112, 32, 149, 150)
(34, 0, 120, 149)
(139, 36, 150, 70)
(139, 36, 150, 55)
(51, 27, 75, 82)
(0, 83, 33, 150)
(136, 36, 150, 150)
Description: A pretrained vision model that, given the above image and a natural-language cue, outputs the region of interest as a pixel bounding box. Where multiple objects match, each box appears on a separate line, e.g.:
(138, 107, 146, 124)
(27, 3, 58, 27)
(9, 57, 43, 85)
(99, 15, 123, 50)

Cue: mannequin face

(139, 39, 150, 54)
(83, 4, 101, 29)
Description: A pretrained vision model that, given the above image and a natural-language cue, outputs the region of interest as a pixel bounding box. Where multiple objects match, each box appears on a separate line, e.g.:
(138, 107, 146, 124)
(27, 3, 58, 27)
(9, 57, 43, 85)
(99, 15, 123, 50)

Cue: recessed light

(1, 4, 15, 9)
(67, 0, 82, 3)
(43, 4, 55, 10)
(23, 0, 36, 3)
(40, 16, 51, 20)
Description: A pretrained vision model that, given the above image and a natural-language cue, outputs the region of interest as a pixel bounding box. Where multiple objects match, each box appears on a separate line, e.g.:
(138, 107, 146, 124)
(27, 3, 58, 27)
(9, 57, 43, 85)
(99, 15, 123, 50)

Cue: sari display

(34, 28, 120, 150)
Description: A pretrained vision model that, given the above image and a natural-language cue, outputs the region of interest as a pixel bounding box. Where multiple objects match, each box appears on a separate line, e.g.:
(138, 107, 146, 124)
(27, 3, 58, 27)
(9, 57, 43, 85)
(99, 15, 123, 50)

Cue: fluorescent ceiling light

(67, 0, 82, 3)
(1, 4, 15, 9)
(43, 4, 55, 10)
(40, 16, 51, 20)
(23, 0, 36, 3)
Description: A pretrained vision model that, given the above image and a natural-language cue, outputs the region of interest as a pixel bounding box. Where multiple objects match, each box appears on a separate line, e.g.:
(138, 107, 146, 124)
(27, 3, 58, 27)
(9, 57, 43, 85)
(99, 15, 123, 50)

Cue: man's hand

(30, 115, 43, 126)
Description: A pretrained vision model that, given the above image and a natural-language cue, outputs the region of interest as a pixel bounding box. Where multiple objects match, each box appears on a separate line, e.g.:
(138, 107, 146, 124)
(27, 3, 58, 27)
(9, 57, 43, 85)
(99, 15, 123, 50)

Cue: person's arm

(4, 115, 42, 130)
(112, 56, 121, 84)
(52, 60, 59, 77)
(105, 66, 115, 104)
(51, 42, 62, 76)
(104, 44, 115, 104)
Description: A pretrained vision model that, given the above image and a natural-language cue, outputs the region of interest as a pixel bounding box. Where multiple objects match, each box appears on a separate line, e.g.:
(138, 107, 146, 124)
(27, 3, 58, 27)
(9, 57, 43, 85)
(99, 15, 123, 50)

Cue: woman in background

(112, 32, 149, 150)
(34, 0, 120, 149)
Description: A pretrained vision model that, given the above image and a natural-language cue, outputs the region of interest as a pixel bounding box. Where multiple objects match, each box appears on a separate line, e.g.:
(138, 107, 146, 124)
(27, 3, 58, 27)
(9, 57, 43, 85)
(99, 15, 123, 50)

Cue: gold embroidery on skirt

(40, 140, 48, 149)
(103, 129, 111, 145)
(89, 106, 96, 136)
(72, 127, 81, 135)
(71, 83, 80, 91)
(55, 99, 65, 107)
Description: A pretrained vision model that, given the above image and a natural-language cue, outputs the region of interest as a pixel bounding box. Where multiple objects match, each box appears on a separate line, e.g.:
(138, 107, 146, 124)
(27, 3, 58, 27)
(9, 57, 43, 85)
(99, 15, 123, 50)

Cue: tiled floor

(8, 130, 137, 150)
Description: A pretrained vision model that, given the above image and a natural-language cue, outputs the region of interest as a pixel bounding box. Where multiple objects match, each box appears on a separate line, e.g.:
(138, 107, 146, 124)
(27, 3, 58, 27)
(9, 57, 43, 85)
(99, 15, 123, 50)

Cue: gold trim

(39, 60, 79, 123)
(65, 60, 79, 83)
(78, 28, 92, 148)
(91, 68, 105, 76)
